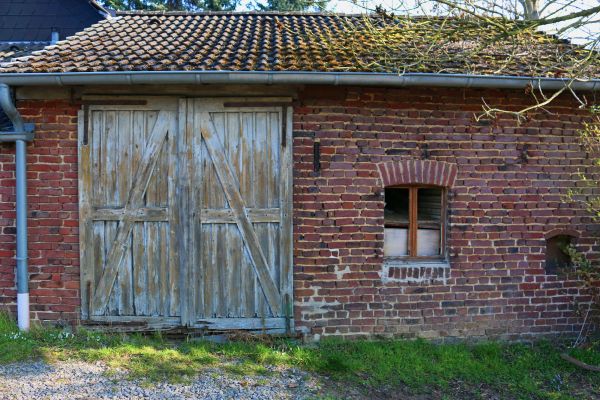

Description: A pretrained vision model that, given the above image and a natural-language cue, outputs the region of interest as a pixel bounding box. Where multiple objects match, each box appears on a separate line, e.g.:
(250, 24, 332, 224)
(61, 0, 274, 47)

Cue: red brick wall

(0, 89, 597, 341)
(0, 100, 80, 324)
(292, 86, 599, 340)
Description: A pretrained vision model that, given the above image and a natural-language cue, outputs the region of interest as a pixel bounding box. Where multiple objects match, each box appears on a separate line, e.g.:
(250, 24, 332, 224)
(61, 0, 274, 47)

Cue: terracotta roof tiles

(0, 42, 48, 63)
(0, 12, 595, 77)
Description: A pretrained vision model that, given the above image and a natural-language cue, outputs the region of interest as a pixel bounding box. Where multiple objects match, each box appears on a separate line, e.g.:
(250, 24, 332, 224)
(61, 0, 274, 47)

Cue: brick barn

(0, 11, 599, 340)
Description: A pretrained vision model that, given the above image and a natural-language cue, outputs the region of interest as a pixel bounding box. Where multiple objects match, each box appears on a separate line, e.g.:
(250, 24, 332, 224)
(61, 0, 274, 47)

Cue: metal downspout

(0, 84, 34, 331)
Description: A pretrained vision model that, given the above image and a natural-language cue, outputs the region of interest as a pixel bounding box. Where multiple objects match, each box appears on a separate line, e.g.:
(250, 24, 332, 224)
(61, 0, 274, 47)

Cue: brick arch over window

(377, 159, 458, 188)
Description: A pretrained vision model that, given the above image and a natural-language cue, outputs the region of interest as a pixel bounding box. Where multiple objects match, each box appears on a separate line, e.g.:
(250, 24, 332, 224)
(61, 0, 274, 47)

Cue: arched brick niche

(544, 229, 580, 240)
(544, 229, 580, 275)
(377, 159, 458, 188)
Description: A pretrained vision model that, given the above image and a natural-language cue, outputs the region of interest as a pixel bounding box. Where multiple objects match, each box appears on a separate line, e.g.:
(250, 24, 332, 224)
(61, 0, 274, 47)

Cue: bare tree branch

(533, 5, 600, 26)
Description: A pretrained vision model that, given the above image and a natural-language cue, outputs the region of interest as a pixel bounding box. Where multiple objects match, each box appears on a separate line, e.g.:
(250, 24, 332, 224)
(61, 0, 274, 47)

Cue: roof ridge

(111, 11, 501, 21)
(114, 10, 368, 17)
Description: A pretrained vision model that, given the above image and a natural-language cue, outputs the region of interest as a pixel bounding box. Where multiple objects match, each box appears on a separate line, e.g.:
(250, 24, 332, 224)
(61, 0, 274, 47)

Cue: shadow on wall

(0, 111, 12, 131)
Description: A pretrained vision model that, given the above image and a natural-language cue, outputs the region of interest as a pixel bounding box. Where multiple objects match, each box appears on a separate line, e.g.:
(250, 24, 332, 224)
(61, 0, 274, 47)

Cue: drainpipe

(50, 29, 59, 45)
(0, 84, 34, 331)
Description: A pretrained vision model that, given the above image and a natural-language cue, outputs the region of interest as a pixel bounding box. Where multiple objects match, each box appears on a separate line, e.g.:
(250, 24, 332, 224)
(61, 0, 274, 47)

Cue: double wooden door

(78, 98, 293, 332)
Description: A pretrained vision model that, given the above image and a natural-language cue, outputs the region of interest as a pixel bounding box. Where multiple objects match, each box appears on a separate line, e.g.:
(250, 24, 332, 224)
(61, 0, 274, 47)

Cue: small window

(384, 186, 446, 259)
(545, 235, 574, 274)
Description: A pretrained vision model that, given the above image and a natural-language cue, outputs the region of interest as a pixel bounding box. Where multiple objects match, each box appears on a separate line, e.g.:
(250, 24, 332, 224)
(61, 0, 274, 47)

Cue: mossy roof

(0, 11, 596, 78)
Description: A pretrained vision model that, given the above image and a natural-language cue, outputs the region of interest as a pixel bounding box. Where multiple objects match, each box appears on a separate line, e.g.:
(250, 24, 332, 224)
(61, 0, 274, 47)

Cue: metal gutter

(0, 83, 34, 332)
(0, 71, 599, 91)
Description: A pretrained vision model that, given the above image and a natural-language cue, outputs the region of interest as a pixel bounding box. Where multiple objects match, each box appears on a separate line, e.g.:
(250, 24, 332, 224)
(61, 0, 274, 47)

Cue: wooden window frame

(384, 184, 448, 262)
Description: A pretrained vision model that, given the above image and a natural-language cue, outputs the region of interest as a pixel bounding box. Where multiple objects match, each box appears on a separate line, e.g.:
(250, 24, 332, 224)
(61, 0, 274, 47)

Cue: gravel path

(0, 361, 320, 400)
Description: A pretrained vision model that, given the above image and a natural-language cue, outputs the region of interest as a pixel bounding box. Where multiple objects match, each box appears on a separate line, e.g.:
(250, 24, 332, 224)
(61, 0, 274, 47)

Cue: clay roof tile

(0, 11, 594, 78)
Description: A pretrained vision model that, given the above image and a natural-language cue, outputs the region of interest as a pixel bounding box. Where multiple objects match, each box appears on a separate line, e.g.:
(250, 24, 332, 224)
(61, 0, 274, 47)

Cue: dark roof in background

(0, 0, 107, 42)
(0, 42, 47, 63)
(0, 1, 107, 131)
(0, 12, 595, 78)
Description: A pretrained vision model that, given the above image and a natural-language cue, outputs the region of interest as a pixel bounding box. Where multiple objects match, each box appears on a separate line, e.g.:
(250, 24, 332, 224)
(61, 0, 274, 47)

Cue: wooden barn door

(79, 97, 292, 333)
(180, 99, 293, 333)
(79, 99, 181, 328)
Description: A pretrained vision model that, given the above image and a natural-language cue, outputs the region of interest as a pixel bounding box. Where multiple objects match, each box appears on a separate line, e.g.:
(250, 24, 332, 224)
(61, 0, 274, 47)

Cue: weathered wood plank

(91, 223, 105, 308)
(205, 224, 216, 316)
(192, 97, 293, 111)
(18, 86, 297, 100)
(88, 315, 181, 324)
(132, 222, 147, 315)
(79, 97, 180, 112)
(85, 316, 181, 332)
(190, 98, 204, 322)
(280, 106, 294, 330)
(280, 125, 294, 324)
(198, 111, 282, 316)
(85, 317, 283, 334)
(104, 110, 119, 315)
(223, 101, 293, 108)
(225, 112, 242, 317)
(78, 109, 93, 320)
(163, 102, 179, 318)
(226, 226, 242, 317)
(90, 110, 106, 310)
(254, 111, 269, 317)
(269, 111, 281, 206)
(210, 111, 227, 318)
(159, 222, 169, 316)
(216, 224, 227, 317)
(131, 111, 148, 316)
(177, 98, 192, 325)
(143, 111, 159, 317)
(268, 111, 281, 314)
(155, 113, 171, 314)
(117, 110, 134, 316)
(209, 111, 228, 208)
(92, 207, 168, 221)
(193, 317, 287, 331)
(80, 100, 147, 106)
(199, 208, 280, 223)
(241, 111, 256, 317)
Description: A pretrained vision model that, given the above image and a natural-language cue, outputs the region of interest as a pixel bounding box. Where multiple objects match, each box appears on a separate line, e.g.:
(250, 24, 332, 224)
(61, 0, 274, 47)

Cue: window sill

(381, 258, 450, 284)
(383, 257, 449, 269)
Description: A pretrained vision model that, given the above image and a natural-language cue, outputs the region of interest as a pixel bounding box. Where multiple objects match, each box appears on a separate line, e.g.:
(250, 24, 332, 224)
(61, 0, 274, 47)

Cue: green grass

(0, 312, 598, 399)
(300, 338, 600, 398)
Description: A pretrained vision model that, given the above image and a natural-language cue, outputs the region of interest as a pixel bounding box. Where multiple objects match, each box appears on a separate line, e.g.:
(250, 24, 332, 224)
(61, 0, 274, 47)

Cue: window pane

(384, 188, 409, 226)
(384, 228, 408, 256)
(384, 188, 409, 256)
(417, 229, 440, 256)
(417, 188, 442, 224)
(417, 188, 442, 256)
